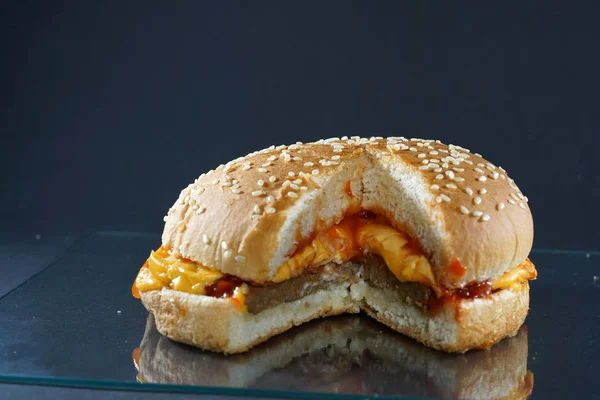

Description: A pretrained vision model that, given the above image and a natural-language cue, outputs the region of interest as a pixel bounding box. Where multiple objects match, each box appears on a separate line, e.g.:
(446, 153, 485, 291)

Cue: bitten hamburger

(132, 136, 537, 353)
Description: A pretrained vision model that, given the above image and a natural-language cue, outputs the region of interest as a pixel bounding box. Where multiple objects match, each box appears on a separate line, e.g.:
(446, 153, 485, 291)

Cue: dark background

(2, 1, 599, 276)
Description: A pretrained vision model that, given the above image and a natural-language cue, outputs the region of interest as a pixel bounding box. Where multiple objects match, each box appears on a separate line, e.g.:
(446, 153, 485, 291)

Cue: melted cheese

(134, 218, 536, 298)
(135, 247, 224, 295)
(492, 257, 537, 291)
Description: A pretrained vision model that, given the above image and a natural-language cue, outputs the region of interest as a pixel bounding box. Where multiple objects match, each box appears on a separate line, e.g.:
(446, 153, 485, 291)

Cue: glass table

(1, 231, 598, 399)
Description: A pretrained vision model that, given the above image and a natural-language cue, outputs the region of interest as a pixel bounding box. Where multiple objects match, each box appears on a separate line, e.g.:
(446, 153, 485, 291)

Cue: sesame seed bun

(162, 137, 533, 288)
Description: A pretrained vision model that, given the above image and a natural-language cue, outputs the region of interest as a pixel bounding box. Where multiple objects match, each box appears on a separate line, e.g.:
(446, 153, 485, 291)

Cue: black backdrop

(2, 1, 599, 253)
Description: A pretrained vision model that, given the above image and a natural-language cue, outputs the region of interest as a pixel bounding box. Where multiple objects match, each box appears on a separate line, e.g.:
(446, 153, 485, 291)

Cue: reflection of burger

(132, 137, 537, 353)
(133, 315, 534, 399)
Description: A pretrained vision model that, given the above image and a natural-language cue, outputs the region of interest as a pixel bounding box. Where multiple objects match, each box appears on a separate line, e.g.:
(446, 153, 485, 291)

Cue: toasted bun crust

(162, 137, 533, 288)
(140, 269, 530, 354)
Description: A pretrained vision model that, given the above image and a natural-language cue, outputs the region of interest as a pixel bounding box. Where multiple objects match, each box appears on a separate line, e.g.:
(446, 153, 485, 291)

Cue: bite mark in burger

(132, 137, 537, 353)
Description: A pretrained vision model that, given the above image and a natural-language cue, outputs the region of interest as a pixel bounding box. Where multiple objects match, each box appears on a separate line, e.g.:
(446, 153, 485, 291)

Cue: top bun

(161, 137, 533, 289)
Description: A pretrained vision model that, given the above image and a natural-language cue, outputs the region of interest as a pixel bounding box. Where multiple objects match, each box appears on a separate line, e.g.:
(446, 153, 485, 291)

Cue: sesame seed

(418, 153, 426, 158)
(519, 202, 526, 209)
(253, 205, 261, 214)
(430, 184, 440, 190)
(258, 168, 268, 173)
(196, 206, 206, 214)
(465, 187, 473, 196)
(481, 214, 490, 222)
(163, 215, 168, 222)
(445, 170, 455, 179)
(242, 164, 252, 171)
(293, 157, 302, 161)
(517, 192, 525, 200)
(262, 162, 271, 167)
(510, 193, 520, 200)
(293, 178, 302, 184)
(231, 188, 242, 194)
(430, 151, 439, 155)
(419, 165, 429, 170)
(473, 196, 482, 205)
(409, 147, 417, 152)
(257, 180, 265, 186)
(473, 210, 483, 217)
(304, 162, 314, 167)
(508, 199, 516, 205)
(223, 249, 232, 259)
(454, 176, 465, 182)
(221, 241, 229, 250)
(497, 202, 505, 210)
(268, 176, 276, 183)
(312, 169, 320, 175)
(477, 163, 485, 167)
(422, 160, 429, 164)
(250, 214, 261, 220)
(251, 190, 264, 197)
(442, 163, 449, 169)
(282, 180, 291, 187)
(300, 186, 308, 191)
(460, 205, 470, 215)
(332, 155, 341, 160)
(267, 155, 277, 161)
(290, 183, 300, 190)
(479, 188, 487, 195)
(288, 171, 296, 177)
(435, 174, 444, 180)
(202, 235, 210, 244)
(333, 148, 342, 153)
(441, 194, 451, 202)
(287, 191, 298, 198)
(474, 167, 484, 174)
(524, 196, 529, 203)
(189, 198, 197, 206)
(446, 183, 457, 189)
(266, 195, 275, 203)
(266, 207, 276, 214)
(434, 168, 443, 173)
(478, 176, 487, 182)
(453, 167, 464, 172)
(235, 255, 245, 263)
(436, 196, 443, 203)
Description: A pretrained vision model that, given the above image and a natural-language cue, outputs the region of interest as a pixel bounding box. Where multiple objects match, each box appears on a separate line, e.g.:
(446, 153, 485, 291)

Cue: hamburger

(132, 136, 537, 353)
(133, 314, 534, 399)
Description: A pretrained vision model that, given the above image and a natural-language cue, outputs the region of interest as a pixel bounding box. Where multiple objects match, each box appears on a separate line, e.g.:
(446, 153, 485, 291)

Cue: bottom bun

(136, 314, 533, 399)
(140, 271, 529, 354)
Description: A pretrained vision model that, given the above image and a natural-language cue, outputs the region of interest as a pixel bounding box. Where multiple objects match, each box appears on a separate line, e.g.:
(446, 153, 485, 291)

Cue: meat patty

(244, 255, 432, 314)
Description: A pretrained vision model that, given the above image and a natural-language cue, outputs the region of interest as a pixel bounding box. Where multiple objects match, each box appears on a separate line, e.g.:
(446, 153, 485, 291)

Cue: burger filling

(133, 212, 537, 314)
